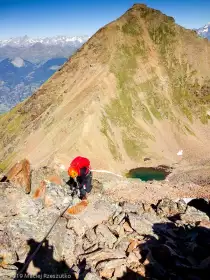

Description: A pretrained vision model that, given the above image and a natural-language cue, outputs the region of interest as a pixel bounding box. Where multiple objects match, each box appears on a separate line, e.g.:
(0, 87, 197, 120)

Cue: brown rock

(80, 248, 126, 266)
(127, 239, 140, 253)
(137, 265, 146, 277)
(156, 198, 178, 217)
(4, 159, 31, 194)
(133, 248, 142, 260)
(47, 175, 63, 185)
(99, 268, 114, 279)
(33, 180, 47, 199)
(127, 252, 140, 267)
(113, 265, 127, 278)
(95, 224, 117, 248)
(198, 220, 210, 229)
(97, 258, 126, 270)
(123, 221, 133, 233)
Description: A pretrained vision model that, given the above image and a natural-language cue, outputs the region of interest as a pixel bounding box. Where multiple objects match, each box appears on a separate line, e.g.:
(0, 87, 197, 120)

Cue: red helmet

(68, 166, 78, 178)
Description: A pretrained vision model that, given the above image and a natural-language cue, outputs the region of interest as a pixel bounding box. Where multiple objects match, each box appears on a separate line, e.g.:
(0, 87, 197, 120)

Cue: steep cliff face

(0, 4, 210, 173)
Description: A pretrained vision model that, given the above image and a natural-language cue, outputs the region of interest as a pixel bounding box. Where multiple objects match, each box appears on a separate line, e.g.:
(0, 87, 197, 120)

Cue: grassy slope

(0, 4, 210, 171)
(101, 4, 210, 160)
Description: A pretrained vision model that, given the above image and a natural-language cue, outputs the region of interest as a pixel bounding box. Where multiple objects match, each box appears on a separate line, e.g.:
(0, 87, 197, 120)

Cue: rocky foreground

(0, 161, 210, 280)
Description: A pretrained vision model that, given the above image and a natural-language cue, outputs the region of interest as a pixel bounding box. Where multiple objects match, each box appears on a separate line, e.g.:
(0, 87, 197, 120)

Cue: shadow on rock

(14, 239, 78, 280)
(188, 198, 210, 218)
(118, 222, 210, 280)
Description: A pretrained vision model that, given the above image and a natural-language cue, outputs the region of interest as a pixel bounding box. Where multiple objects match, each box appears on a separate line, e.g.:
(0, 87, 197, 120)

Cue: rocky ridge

(1, 3, 210, 173)
(0, 161, 210, 280)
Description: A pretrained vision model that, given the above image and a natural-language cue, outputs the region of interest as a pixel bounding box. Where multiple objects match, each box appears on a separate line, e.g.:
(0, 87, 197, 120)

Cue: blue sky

(0, 0, 210, 39)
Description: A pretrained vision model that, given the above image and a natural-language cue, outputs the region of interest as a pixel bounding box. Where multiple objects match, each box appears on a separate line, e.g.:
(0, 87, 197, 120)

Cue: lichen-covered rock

(156, 198, 179, 217)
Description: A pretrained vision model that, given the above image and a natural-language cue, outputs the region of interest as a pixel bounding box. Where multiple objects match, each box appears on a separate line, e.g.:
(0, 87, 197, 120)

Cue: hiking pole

(18, 180, 73, 275)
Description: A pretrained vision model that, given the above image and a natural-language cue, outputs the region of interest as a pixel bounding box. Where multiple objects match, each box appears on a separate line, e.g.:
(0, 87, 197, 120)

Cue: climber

(67, 156, 92, 200)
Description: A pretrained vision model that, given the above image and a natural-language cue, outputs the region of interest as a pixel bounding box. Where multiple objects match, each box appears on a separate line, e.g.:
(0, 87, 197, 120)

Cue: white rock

(177, 150, 183, 156)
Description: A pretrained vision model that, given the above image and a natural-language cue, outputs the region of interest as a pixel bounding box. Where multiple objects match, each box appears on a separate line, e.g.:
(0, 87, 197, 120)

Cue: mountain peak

(131, 3, 148, 9)
(0, 35, 89, 47)
(197, 23, 210, 39)
(11, 57, 25, 68)
(0, 4, 210, 172)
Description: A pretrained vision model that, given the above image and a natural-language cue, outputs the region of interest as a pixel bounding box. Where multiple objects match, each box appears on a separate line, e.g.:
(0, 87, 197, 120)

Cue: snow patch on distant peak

(11, 57, 25, 67)
(0, 35, 90, 47)
(49, 65, 60, 71)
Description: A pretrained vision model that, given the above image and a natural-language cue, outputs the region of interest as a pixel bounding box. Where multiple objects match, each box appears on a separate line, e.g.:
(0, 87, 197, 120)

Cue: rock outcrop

(0, 159, 31, 193)
(1, 172, 210, 280)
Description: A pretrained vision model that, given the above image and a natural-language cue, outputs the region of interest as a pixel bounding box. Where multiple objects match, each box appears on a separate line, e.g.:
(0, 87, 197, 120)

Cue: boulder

(95, 224, 117, 249)
(156, 198, 179, 217)
(180, 206, 209, 223)
(127, 239, 141, 253)
(80, 248, 126, 266)
(97, 258, 126, 272)
(70, 199, 116, 229)
(199, 220, 210, 229)
(127, 252, 140, 266)
(3, 159, 31, 194)
(31, 166, 60, 194)
(177, 199, 188, 213)
(115, 236, 130, 252)
(128, 212, 166, 236)
(96, 259, 126, 279)
(120, 202, 144, 214)
(67, 217, 88, 237)
(61, 229, 77, 267)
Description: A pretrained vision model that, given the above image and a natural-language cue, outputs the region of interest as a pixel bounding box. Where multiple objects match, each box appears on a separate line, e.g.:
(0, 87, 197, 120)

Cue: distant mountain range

(0, 57, 67, 113)
(0, 35, 89, 113)
(0, 35, 89, 63)
(196, 23, 210, 40)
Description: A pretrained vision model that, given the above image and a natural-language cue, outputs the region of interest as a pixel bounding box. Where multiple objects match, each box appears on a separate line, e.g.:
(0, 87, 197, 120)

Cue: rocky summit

(0, 3, 210, 174)
(0, 160, 210, 280)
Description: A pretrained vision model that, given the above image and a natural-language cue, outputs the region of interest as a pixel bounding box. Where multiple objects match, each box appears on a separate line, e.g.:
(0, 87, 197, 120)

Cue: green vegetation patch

(0, 152, 16, 172)
(100, 115, 122, 161)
